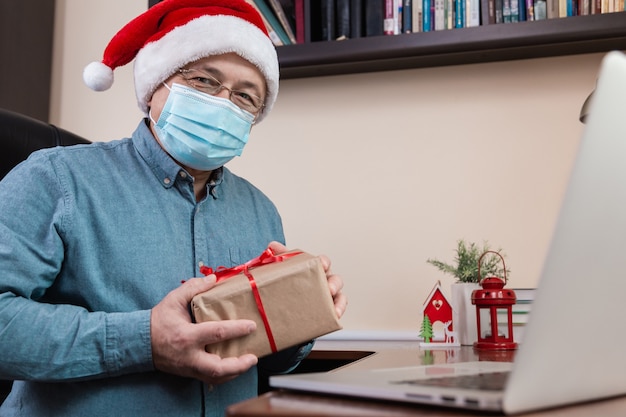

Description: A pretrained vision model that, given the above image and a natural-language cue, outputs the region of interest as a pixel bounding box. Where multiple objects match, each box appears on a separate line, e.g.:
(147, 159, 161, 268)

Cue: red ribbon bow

(200, 248, 302, 354)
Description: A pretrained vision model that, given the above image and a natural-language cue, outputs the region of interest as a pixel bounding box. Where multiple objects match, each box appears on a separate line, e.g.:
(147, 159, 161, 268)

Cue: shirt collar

(131, 119, 225, 195)
(132, 119, 181, 189)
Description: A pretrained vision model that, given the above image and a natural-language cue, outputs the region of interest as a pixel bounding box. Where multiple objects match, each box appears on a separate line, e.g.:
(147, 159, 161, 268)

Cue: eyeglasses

(178, 68, 265, 115)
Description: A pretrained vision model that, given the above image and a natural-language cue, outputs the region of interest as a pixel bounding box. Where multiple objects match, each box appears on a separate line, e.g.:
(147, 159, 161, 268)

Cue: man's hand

(150, 275, 258, 385)
(268, 242, 348, 319)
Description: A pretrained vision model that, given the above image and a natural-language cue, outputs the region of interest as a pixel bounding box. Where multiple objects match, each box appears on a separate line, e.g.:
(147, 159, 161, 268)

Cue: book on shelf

(495, 0, 503, 22)
(365, 0, 385, 36)
(588, 0, 597, 14)
(570, 0, 578, 17)
(467, 0, 481, 25)
(518, 0, 527, 20)
(267, 0, 297, 43)
(245, 0, 283, 45)
(434, 0, 445, 29)
(535, 0, 547, 18)
(526, 0, 535, 19)
(499, 306, 531, 322)
(320, 0, 336, 40)
(481, 0, 496, 23)
(591, 0, 600, 14)
(512, 288, 536, 302)
(422, 0, 433, 31)
(412, 0, 423, 31)
(394, 0, 404, 34)
(512, 302, 532, 312)
(250, 0, 292, 45)
(384, 0, 396, 34)
(336, 0, 351, 39)
(403, 0, 413, 33)
(293, 0, 307, 43)
(396, 0, 405, 34)
(600, 0, 608, 12)
(503, 0, 512, 21)
(308, 0, 337, 41)
(276, 0, 298, 32)
(579, 0, 591, 14)
(511, 0, 520, 21)
(455, 0, 465, 26)
(350, 0, 363, 38)
(498, 312, 531, 325)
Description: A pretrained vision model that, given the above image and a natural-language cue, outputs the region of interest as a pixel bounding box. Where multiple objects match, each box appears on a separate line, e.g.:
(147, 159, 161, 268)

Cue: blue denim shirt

(0, 121, 309, 416)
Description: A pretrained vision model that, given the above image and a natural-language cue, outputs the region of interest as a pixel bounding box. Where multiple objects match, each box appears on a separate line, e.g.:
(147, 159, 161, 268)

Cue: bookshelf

(277, 12, 626, 79)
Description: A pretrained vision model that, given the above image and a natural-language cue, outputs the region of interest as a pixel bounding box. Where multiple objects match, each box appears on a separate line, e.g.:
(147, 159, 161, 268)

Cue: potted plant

(427, 240, 509, 283)
(427, 240, 510, 345)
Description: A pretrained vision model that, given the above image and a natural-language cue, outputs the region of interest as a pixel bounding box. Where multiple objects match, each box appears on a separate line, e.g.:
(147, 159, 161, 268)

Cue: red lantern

(471, 251, 517, 351)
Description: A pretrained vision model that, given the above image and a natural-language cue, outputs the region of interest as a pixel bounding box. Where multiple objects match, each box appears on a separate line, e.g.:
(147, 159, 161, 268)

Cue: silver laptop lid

(503, 50, 626, 414)
(270, 51, 626, 415)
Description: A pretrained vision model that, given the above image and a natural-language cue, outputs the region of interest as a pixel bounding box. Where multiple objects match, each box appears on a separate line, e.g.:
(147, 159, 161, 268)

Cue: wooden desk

(228, 340, 626, 416)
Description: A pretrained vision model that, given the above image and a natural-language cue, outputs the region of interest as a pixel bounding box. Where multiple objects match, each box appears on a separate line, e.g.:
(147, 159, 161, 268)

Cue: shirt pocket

(228, 246, 261, 267)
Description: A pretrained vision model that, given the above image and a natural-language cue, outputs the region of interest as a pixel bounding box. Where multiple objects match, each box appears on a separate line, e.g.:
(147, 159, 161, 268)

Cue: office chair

(0, 108, 91, 179)
(0, 108, 91, 404)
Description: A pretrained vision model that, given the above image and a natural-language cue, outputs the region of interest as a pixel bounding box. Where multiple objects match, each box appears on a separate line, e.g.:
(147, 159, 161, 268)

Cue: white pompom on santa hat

(83, 0, 279, 122)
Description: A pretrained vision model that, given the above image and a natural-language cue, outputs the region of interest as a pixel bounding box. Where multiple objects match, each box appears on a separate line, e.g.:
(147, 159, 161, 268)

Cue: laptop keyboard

(392, 371, 510, 392)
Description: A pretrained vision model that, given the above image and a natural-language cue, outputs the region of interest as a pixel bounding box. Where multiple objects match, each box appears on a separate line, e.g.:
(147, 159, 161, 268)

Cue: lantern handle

(477, 250, 507, 283)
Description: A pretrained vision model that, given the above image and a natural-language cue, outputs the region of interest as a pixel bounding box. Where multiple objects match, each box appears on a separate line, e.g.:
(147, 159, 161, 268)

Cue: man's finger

(192, 320, 257, 346)
(327, 273, 343, 296)
(194, 354, 259, 385)
(177, 275, 218, 303)
(318, 254, 331, 272)
(333, 291, 348, 319)
(268, 241, 288, 254)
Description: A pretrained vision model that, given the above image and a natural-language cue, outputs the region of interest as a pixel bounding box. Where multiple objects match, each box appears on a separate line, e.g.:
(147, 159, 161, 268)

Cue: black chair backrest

(0, 108, 91, 179)
(0, 108, 91, 404)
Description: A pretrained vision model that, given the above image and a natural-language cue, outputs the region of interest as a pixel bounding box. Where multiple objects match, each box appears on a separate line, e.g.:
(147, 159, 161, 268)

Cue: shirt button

(163, 178, 171, 185)
(179, 171, 187, 178)
(198, 261, 204, 268)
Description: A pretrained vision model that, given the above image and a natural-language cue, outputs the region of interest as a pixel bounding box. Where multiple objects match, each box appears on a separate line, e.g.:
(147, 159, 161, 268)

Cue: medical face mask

(150, 83, 255, 171)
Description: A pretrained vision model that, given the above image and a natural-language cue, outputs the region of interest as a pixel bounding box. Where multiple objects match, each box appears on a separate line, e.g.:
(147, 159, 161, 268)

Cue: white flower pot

(451, 282, 481, 346)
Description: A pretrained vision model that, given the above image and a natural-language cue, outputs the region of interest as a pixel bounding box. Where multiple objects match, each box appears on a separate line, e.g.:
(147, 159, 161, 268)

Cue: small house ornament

(420, 281, 460, 348)
(471, 251, 518, 350)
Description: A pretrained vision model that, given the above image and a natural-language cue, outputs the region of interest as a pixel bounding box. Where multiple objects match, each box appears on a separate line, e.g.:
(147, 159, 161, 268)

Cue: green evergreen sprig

(427, 239, 510, 283)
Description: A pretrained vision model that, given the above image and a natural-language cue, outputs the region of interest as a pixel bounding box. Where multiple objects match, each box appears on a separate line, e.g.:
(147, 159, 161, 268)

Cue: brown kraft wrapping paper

(190, 250, 342, 358)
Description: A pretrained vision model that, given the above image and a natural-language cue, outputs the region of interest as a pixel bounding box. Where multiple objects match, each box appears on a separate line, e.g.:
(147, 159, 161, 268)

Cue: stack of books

(497, 288, 536, 344)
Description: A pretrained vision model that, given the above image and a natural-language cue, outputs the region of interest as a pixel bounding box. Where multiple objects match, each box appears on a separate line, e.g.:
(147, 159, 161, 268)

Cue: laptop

(270, 50, 626, 415)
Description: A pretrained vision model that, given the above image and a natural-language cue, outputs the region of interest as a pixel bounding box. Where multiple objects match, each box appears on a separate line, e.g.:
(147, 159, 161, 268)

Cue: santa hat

(83, 0, 279, 122)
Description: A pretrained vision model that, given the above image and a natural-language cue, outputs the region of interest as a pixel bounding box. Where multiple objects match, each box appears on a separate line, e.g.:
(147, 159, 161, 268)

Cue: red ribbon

(200, 248, 302, 354)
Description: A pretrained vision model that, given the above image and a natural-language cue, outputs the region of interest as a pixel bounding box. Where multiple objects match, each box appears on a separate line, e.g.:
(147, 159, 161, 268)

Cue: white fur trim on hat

(134, 14, 278, 122)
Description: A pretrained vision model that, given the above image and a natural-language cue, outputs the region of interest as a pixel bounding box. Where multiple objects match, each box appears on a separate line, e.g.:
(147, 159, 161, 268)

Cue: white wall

(51, 0, 603, 336)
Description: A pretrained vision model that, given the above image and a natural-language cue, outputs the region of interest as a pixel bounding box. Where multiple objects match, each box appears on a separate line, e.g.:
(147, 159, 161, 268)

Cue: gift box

(191, 249, 342, 358)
